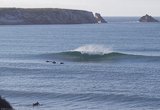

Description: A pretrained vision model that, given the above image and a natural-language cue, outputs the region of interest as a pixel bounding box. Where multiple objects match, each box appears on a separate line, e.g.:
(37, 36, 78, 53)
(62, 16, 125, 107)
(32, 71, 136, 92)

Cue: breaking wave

(72, 44, 112, 55)
(38, 45, 160, 62)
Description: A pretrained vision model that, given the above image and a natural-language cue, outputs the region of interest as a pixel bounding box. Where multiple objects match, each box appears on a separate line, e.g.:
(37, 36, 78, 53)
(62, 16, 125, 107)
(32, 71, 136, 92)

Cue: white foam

(72, 44, 112, 55)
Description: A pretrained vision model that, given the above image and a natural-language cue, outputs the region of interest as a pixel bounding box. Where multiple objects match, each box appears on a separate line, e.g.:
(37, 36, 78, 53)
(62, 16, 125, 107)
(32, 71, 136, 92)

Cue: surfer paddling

(33, 102, 40, 107)
(46, 60, 64, 65)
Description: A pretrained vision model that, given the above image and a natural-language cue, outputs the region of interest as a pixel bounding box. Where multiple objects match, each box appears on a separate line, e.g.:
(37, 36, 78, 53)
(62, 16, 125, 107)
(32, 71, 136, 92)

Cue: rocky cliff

(0, 8, 100, 25)
(0, 96, 13, 110)
(95, 13, 107, 23)
(139, 14, 159, 22)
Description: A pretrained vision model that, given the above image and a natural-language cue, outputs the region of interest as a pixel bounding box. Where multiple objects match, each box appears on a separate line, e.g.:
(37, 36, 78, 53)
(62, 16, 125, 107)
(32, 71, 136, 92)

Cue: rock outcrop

(0, 8, 99, 25)
(0, 96, 13, 110)
(95, 13, 107, 23)
(139, 14, 159, 22)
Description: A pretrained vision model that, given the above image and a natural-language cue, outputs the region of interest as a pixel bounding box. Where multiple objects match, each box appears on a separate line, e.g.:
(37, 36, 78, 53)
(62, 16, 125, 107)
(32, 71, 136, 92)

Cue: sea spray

(72, 44, 112, 55)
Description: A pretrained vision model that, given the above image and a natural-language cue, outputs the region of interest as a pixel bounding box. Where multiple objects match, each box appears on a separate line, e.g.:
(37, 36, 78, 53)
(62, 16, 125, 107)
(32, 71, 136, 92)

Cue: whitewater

(0, 19, 160, 110)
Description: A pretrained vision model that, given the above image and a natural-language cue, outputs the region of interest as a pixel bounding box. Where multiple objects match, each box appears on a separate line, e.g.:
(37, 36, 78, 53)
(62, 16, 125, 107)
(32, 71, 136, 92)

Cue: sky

(0, 0, 160, 16)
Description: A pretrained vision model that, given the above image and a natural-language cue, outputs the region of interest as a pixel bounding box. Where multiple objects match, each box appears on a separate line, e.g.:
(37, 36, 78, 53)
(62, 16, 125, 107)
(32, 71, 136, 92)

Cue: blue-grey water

(0, 18, 160, 110)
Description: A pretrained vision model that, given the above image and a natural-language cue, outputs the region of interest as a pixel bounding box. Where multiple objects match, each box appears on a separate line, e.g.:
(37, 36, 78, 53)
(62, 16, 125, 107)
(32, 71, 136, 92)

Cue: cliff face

(0, 8, 98, 25)
(95, 13, 107, 23)
(139, 14, 159, 22)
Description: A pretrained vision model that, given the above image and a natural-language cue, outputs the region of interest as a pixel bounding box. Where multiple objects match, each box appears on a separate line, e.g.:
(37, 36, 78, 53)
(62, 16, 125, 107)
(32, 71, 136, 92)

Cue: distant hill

(0, 8, 106, 25)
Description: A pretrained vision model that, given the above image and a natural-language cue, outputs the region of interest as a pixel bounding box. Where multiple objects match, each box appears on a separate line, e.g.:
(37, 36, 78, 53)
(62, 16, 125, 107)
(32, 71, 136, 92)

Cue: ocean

(0, 17, 160, 110)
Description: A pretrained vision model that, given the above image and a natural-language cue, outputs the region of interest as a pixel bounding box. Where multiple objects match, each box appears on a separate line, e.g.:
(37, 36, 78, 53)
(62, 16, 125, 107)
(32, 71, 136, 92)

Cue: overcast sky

(0, 0, 160, 16)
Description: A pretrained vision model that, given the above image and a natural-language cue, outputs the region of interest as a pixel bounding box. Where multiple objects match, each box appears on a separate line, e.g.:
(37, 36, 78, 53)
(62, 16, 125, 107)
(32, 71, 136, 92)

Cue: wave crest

(72, 44, 112, 55)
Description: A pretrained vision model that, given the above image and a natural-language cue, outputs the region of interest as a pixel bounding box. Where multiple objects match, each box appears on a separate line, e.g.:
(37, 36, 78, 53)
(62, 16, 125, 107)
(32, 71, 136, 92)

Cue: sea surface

(0, 17, 160, 110)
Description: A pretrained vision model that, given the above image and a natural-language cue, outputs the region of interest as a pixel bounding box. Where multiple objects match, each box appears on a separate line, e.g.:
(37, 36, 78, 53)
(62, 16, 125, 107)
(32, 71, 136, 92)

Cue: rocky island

(0, 8, 106, 25)
(139, 14, 159, 22)
(0, 96, 13, 110)
(95, 13, 107, 23)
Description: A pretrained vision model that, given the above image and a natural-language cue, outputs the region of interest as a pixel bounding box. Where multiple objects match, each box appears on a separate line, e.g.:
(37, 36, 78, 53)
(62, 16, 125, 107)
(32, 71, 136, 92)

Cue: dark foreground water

(0, 19, 160, 110)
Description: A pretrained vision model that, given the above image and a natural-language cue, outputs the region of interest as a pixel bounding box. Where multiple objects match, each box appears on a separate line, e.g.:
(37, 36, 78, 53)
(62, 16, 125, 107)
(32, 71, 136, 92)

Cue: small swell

(1, 90, 160, 106)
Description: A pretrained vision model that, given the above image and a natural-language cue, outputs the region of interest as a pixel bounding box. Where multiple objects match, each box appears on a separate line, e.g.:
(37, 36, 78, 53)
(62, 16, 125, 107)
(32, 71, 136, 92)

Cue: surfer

(52, 61, 56, 64)
(33, 102, 40, 107)
(46, 60, 64, 64)
(60, 62, 64, 64)
(46, 60, 52, 63)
